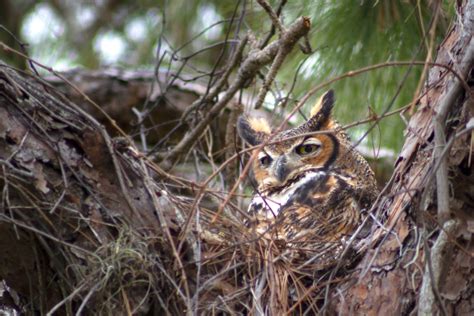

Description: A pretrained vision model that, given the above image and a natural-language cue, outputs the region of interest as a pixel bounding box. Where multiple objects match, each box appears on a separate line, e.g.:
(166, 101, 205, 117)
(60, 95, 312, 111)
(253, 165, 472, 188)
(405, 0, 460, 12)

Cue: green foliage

(278, 0, 453, 151)
(11, 0, 454, 153)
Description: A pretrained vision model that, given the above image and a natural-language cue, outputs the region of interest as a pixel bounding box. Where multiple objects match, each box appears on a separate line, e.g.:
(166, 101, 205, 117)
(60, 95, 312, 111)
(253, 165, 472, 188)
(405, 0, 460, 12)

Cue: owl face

(238, 90, 338, 191)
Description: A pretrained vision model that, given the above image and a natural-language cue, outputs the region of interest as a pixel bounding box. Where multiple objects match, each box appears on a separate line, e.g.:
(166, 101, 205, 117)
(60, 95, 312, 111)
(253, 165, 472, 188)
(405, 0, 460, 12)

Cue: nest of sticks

(0, 62, 376, 315)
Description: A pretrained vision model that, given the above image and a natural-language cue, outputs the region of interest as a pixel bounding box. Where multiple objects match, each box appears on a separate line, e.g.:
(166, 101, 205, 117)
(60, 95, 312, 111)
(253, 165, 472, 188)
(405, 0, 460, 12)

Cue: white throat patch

(249, 170, 325, 219)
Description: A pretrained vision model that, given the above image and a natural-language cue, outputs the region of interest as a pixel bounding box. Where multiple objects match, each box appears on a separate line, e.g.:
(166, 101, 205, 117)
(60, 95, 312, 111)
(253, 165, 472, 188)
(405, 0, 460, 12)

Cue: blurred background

(0, 0, 455, 172)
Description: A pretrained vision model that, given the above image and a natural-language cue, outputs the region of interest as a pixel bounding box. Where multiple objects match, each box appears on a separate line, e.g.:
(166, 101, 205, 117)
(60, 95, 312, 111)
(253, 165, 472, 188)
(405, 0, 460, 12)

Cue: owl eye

(295, 143, 320, 156)
(259, 155, 272, 166)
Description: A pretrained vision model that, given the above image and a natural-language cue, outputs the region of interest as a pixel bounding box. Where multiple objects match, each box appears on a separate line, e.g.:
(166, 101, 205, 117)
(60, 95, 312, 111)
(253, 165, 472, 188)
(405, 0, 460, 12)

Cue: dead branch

(156, 16, 311, 164)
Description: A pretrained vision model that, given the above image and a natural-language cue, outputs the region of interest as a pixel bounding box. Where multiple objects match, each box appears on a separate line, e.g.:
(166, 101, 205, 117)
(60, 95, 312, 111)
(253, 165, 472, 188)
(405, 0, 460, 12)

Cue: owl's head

(238, 90, 340, 191)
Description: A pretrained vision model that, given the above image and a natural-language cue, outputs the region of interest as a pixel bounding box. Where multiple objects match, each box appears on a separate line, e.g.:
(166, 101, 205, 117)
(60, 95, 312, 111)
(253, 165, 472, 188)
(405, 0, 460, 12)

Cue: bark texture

(331, 1, 474, 314)
(0, 64, 164, 313)
(0, 1, 473, 315)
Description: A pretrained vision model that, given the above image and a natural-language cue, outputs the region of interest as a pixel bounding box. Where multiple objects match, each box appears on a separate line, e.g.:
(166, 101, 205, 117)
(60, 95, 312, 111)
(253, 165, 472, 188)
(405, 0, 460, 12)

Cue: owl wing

(247, 170, 366, 247)
(283, 176, 360, 236)
(272, 172, 363, 269)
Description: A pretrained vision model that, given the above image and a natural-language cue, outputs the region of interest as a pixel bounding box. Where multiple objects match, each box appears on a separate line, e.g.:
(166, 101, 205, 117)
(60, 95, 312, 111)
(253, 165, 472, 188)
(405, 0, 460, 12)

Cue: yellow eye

(295, 143, 320, 155)
(259, 155, 272, 166)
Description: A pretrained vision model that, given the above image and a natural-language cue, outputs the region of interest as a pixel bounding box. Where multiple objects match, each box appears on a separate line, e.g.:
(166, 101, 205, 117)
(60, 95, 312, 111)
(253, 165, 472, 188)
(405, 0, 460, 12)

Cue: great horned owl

(237, 90, 379, 269)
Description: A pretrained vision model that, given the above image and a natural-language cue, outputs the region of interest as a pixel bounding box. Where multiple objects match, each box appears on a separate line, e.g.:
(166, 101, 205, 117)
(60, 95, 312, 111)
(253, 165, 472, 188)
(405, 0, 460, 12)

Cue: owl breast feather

(248, 170, 328, 220)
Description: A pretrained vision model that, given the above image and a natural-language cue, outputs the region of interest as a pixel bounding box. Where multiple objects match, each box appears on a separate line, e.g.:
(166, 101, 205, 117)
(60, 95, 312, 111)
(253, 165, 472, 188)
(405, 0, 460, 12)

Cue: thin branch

(258, 0, 288, 49)
(181, 35, 249, 120)
(253, 40, 295, 109)
(156, 16, 311, 164)
(418, 220, 459, 316)
(256, 0, 286, 33)
(253, 3, 311, 109)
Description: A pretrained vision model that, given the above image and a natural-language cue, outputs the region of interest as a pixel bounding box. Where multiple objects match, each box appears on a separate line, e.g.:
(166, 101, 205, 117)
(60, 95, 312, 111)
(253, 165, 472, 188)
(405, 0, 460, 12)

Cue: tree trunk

(331, 1, 474, 315)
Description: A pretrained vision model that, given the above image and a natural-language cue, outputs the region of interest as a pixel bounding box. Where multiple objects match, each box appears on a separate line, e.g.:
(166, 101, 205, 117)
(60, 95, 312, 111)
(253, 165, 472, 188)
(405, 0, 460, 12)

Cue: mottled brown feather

(240, 90, 379, 272)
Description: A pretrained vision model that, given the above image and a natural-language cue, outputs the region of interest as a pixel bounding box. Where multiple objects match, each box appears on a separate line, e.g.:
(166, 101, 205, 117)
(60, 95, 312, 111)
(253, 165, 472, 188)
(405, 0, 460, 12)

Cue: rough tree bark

(0, 1, 472, 315)
(331, 2, 474, 315)
(0, 13, 313, 315)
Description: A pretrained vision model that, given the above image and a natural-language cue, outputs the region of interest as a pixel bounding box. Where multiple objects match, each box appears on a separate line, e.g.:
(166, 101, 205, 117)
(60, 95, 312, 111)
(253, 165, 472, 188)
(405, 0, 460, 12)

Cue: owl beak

(275, 156, 290, 183)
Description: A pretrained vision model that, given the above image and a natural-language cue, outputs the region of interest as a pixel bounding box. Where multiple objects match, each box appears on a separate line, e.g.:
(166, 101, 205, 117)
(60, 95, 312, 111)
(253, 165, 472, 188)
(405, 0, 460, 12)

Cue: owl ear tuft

(237, 116, 271, 146)
(310, 89, 334, 119)
(303, 89, 335, 130)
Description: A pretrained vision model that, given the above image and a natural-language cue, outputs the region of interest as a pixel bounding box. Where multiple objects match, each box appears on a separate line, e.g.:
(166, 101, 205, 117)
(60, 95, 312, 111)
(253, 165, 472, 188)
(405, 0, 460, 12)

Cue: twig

(253, 40, 295, 109)
(46, 282, 88, 316)
(139, 159, 193, 313)
(418, 220, 459, 316)
(0, 42, 130, 138)
(295, 60, 470, 115)
(0, 24, 41, 75)
(0, 213, 96, 257)
(100, 126, 149, 229)
(258, 0, 288, 49)
(157, 16, 310, 164)
(181, 35, 248, 120)
(75, 281, 102, 316)
(224, 103, 243, 188)
(253, 7, 311, 109)
(131, 107, 148, 152)
(256, 0, 286, 33)
(409, 0, 442, 114)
